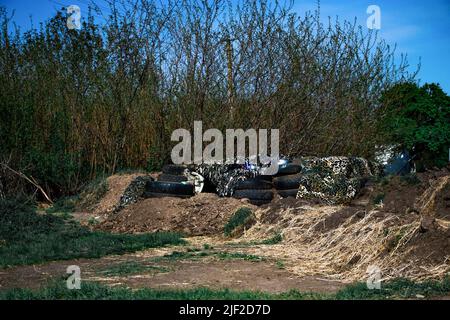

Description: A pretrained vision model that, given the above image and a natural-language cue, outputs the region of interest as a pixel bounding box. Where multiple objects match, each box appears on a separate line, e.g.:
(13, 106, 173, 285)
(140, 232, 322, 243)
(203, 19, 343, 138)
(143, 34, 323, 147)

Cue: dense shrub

(380, 82, 450, 169)
(0, 1, 416, 196)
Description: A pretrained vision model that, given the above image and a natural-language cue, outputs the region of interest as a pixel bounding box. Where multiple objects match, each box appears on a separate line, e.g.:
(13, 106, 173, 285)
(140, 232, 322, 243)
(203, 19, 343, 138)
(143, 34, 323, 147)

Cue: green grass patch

(224, 234, 282, 247)
(155, 250, 264, 262)
(46, 196, 79, 214)
(2, 276, 450, 300)
(3, 277, 449, 300)
(224, 207, 254, 237)
(0, 280, 328, 300)
(335, 277, 450, 300)
(215, 252, 264, 262)
(0, 199, 185, 268)
(98, 261, 170, 277)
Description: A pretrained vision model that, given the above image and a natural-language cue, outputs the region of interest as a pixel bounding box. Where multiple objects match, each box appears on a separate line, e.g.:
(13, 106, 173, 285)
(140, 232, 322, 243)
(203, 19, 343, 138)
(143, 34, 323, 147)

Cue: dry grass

(415, 175, 450, 216)
(241, 201, 449, 283)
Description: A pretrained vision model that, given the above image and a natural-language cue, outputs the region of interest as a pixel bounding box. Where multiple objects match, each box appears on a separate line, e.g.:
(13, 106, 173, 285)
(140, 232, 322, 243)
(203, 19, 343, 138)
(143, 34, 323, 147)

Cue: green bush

(381, 82, 450, 169)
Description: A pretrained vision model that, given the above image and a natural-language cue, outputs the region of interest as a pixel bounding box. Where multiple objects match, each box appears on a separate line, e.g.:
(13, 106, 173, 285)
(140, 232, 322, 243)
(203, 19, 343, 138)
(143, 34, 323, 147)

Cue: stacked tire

(143, 165, 195, 199)
(232, 177, 274, 206)
(273, 163, 302, 198)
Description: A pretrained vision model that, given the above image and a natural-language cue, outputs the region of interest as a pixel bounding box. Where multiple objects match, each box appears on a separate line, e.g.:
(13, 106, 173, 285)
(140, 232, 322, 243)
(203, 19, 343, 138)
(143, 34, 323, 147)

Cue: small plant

(224, 207, 255, 237)
(275, 260, 285, 269)
(203, 244, 213, 250)
(261, 233, 282, 245)
(216, 252, 264, 262)
(156, 250, 264, 262)
(87, 217, 98, 225)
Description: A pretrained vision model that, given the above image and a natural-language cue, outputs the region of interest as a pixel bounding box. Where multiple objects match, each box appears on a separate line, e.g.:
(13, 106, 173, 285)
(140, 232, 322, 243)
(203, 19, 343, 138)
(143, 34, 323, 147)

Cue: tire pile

(232, 176, 274, 206)
(143, 165, 195, 199)
(231, 163, 303, 205)
(273, 163, 302, 199)
(142, 162, 303, 204)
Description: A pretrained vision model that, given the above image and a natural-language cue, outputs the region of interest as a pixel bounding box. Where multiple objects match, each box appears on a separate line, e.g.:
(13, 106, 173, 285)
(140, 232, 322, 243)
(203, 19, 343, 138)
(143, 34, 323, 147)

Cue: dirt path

(0, 238, 344, 294)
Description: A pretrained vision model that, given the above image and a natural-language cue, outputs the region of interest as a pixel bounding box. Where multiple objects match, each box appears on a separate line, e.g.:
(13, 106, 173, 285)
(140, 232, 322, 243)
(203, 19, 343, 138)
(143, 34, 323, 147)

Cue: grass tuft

(224, 207, 254, 237)
(98, 261, 170, 277)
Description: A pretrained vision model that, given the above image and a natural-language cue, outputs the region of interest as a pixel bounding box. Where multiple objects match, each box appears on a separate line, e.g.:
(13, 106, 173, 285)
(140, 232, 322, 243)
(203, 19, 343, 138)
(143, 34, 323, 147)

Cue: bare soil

(0, 239, 343, 293)
(93, 173, 145, 215)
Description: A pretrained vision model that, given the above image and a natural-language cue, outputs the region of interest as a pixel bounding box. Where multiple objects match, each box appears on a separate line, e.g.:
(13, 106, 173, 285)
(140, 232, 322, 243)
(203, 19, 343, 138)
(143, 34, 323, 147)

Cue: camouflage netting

(193, 163, 258, 197)
(113, 175, 154, 212)
(295, 157, 374, 204)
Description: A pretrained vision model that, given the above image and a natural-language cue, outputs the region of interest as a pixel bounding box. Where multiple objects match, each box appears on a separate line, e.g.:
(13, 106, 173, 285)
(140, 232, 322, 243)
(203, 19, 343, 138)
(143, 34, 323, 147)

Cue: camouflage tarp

(193, 163, 258, 197)
(295, 157, 374, 204)
(114, 175, 154, 212)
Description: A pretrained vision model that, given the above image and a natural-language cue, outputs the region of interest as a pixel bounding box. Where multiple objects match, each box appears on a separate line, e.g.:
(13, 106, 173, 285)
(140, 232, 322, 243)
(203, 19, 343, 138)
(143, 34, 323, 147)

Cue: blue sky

(1, 0, 449, 93)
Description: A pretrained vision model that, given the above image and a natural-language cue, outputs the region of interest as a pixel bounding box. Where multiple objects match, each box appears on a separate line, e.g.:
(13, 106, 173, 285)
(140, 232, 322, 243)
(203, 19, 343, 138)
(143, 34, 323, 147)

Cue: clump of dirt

(98, 193, 256, 236)
(403, 227, 450, 266)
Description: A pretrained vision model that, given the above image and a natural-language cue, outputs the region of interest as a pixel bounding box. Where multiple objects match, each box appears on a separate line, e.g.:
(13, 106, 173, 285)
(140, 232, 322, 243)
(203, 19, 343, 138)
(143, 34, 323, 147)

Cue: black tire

(273, 174, 302, 190)
(145, 181, 194, 195)
(249, 199, 272, 206)
(235, 178, 273, 190)
(276, 164, 301, 175)
(142, 192, 192, 199)
(157, 173, 188, 183)
(277, 189, 298, 198)
(162, 164, 187, 175)
(233, 189, 274, 201)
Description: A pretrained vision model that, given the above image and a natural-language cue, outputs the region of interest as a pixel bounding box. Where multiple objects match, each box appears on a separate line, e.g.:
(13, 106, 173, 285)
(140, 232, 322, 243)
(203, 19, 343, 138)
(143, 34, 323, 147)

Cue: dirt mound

(89, 172, 159, 215)
(92, 167, 449, 282)
(91, 173, 142, 215)
(242, 169, 450, 282)
(98, 193, 256, 236)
